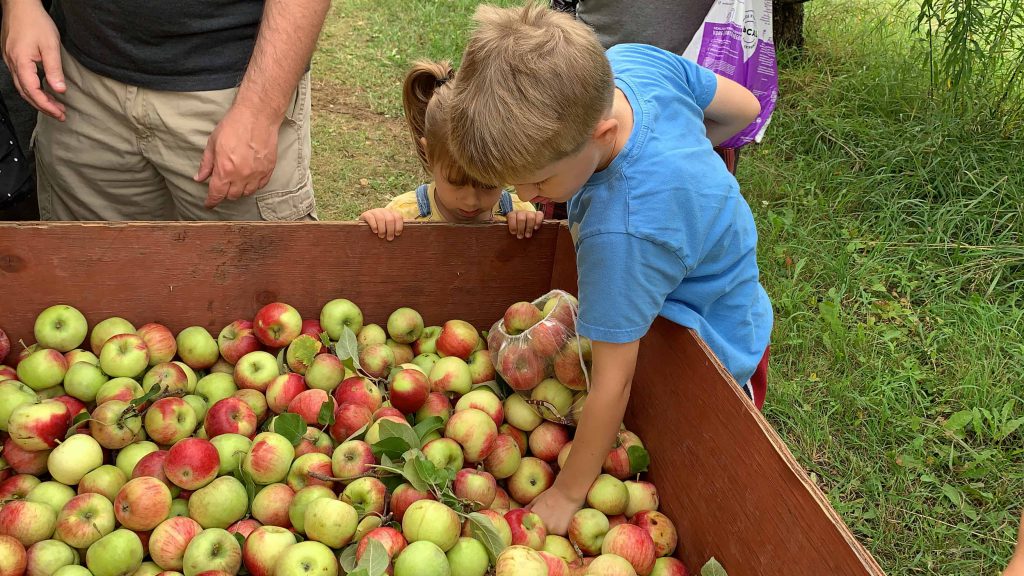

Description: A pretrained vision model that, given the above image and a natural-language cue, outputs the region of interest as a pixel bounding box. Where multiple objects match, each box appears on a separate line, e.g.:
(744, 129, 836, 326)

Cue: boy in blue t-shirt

(446, 3, 774, 534)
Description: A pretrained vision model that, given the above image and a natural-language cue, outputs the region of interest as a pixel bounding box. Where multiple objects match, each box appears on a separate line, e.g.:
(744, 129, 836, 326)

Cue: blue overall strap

(415, 184, 432, 218)
(497, 189, 514, 216)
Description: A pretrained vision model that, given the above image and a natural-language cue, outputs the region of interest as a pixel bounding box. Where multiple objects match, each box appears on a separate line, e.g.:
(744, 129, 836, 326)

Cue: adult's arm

(1, 0, 66, 120)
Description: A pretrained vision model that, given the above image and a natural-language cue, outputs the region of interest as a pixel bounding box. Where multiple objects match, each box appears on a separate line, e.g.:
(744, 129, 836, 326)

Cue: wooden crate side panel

(0, 222, 560, 344)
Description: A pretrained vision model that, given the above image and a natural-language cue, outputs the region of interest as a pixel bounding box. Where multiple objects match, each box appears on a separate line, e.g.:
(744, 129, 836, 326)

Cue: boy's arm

(702, 74, 761, 146)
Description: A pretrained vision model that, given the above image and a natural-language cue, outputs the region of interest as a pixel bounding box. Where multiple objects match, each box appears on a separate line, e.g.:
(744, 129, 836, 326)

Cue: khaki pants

(34, 47, 317, 221)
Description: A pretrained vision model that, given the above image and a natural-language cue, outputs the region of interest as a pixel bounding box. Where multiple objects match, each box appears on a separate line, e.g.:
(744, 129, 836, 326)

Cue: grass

(307, 1, 1024, 573)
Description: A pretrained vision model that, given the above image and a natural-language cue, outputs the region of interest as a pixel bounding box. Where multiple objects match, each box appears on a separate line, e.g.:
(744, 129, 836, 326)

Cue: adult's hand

(1, 0, 66, 120)
(194, 104, 279, 209)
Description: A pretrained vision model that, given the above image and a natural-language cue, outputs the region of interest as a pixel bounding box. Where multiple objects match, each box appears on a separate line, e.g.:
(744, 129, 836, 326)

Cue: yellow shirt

(384, 183, 537, 222)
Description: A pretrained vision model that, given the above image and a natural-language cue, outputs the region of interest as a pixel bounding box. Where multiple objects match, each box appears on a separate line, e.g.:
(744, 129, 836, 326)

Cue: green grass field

(307, 1, 1024, 573)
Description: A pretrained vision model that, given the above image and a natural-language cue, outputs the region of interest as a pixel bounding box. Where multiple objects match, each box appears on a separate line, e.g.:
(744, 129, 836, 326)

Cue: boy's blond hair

(448, 2, 614, 185)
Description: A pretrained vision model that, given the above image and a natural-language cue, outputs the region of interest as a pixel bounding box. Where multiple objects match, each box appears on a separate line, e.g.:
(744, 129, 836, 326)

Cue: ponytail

(402, 60, 455, 173)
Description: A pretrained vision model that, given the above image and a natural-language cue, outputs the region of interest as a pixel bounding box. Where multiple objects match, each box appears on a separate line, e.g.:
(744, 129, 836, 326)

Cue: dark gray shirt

(576, 0, 717, 54)
(52, 0, 265, 92)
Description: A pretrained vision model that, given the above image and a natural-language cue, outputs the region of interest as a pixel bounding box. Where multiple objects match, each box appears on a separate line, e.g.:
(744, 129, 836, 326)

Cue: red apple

(243, 432, 296, 485)
(499, 423, 529, 456)
(330, 403, 373, 443)
(372, 406, 405, 423)
(529, 421, 571, 462)
(387, 340, 414, 365)
(331, 440, 375, 482)
(340, 477, 387, 517)
(601, 524, 656, 575)
(3, 437, 49, 475)
(132, 450, 175, 491)
(227, 519, 261, 538)
(483, 434, 522, 480)
(266, 373, 307, 414)
(286, 452, 333, 491)
(114, 476, 172, 531)
(427, 356, 472, 396)
(137, 323, 178, 366)
(141, 362, 190, 395)
(358, 343, 395, 380)
(436, 320, 480, 360)
(242, 525, 296, 576)
(503, 302, 543, 335)
(389, 483, 435, 523)
(55, 492, 116, 549)
(217, 320, 261, 365)
(467, 349, 496, 384)
(234, 388, 269, 424)
(149, 516, 201, 571)
(295, 426, 334, 458)
(554, 338, 591, 391)
(300, 319, 326, 342)
(204, 397, 258, 438)
(356, 526, 407, 563)
(444, 408, 497, 463)
(540, 551, 570, 576)
(251, 483, 295, 528)
(453, 468, 497, 511)
(490, 487, 512, 514)
(0, 474, 39, 500)
(164, 438, 220, 491)
(7, 400, 71, 451)
(505, 508, 547, 550)
(389, 369, 429, 414)
(332, 377, 382, 413)
(144, 397, 198, 445)
(498, 345, 545, 391)
(287, 389, 330, 425)
(0, 500, 56, 547)
(454, 388, 503, 427)
(0, 328, 9, 365)
(649, 558, 689, 576)
(89, 399, 142, 449)
(528, 320, 569, 358)
(631, 511, 677, 558)
(507, 457, 554, 506)
(253, 302, 303, 348)
(416, 392, 452, 424)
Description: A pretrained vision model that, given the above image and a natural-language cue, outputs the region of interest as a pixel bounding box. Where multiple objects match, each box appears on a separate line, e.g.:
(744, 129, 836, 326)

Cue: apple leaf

(411, 455, 448, 490)
(72, 411, 91, 426)
(346, 570, 369, 576)
(235, 466, 257, 507)
(371, 437, 411, 460)
(357, 538, 389, 576)
(130, 385, 162, 408)
(701, 557, 729, 576)
(412, 416, 445, 445)
(291, 335, 321, 372)
(402, 455, 430, 493)
(380, 474, 406, 494)
(276, 348, 289, 375)
(338, 543, 359, 573)
(378, 419, 420, 455)
(627, 445, 650, 474)
(233, 531, 246, 550)
(467, 512, 507, 562)
(336, 326, 362, 370)
(317, 396, 336, 427)
(318, 331, 333, 352)
(471, 380, 504, 399)
(344, 423, 369, 443)
(275, 412, 306, 446)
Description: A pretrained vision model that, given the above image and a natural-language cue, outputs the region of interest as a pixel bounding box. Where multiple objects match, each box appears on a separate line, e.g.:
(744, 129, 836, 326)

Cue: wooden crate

(0, 222, 886, 576)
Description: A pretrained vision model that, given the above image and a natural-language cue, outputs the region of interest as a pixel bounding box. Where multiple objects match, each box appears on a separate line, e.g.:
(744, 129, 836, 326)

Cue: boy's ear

(418, 136, 428, 151)
(592, 117, 619, 147)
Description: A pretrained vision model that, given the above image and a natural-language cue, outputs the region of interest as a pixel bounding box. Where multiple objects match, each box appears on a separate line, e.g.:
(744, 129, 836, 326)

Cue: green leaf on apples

(701, 557, 729, 576)
(275, 412, 306, 446)
(276, 348, 289, 374)
(627, 445, 650, 474)
(380, 474, 406, 494)
(346, 570, 369, 576)
(338, 543, 359, 572)
(412, 416, 445, 445)
(378, 419, 420, 455)
(233, 531, 246, 550)
(371, 436, 411, 460)
(357, 538, 389, 576)
(467, 512, 507, 562)
(318, 331, 333, 351)
(130, 385, 162, 408)
(72, 411, 91, 427)
(401, 454, 430, 493)
(336, 326, 362, 370)
(317, 396, 336, 427)
(344, 423, 369, 443)
(292, 336, 322, 371)
(410, 454, 448, 489)
(471, 380, 504, 399)
(234, 463, 257, 506)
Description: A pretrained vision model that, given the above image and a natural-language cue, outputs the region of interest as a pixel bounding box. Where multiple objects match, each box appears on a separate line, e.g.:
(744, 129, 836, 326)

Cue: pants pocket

(256, 182, 316, 221)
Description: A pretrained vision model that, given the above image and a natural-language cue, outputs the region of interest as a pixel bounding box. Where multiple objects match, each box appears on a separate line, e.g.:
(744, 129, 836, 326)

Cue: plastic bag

(489, 290, 591, 425)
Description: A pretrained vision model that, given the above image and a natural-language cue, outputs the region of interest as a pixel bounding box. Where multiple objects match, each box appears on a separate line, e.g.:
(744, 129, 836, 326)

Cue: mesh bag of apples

(0, 298, 709, 576)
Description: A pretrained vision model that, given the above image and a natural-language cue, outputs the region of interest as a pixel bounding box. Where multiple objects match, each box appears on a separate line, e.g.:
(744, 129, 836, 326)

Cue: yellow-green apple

(61, 362, 108, 403)
(135, 323, 177, 366)
(209, 357, 235, 375)
(25, 481, 75, 512)
(445, 408, 497, 463)
(234, 389, 269, 423)
(217, 321, 260, 365)
(287, 485, 334, 534)
(649, 558, 688, 576)
(412, 352, 440, 375)
(401, 500, 460, 552)
(0, 380, 38, 431)
(529, 422, 570, 463)
(181, 528, 241, 576)
(0, 534, 26, 576)
(142, 362, 190, 395)
(51, 566, 92, 576)
(340, 477, 386, 517)
(553, 338, 591, 392)
(454, 468, 497, 511)
(286, 453, 333, 492)
(503, 394, 541, 432)
(601, 524, 656, 576)
(33, 386, 65, 401)
(389, 368, 429, 414)
(387, 340, 414, 365)
(144, 398, 198, 445)
(47, 433, 102, 485)
(319, 298, 364, 341)
(64, 348, 98, 366)
(149, 517, 202, 571)
(209, 433, 251, 476)
(84, 528, 143, 576)
(358, 343, 394, 380)
(483, 434, 521, 480)
(95, 377, 143, 405)
(242, 432, 295, 484)
(568, 508, 609, 556)
(0, 500, 56, 546)
(330, 439, 374, 481)
(89, 318, 135, 355)
(272, 540, 337, 576)
(531, 379, 573, 421)
(195, 373, 237, 407)
(302, 498, 357, 548)
(32, 305, 87, 353)
(489, 487, 512, 514)
(114, 476, 172, 531)
(585, 554, 636, 576)
(495, 545, 547, 576)
(507, 457, 554, 506)
(461, 508, 512, 547)
(173, 362, 199, 393)
(503, 302, 543, 335)
(332, 377, 382, 412)
(8, 399, 71, 451)
(497, 345, 544, 392)
(13, 344, 41, 369)
(623, 482, 658, 519)
(78, 465, 127, 501)
(436, 320, 479, 360)
(182, 395, 207, 424)
(234, 351, 280, 393)
(251, 483, 295, 528)
(99, 334, 149, 378)
(466, 350, 495, 385)
(165, 438, 220, 490)
(356, 324, 386, 349)
(416, 392, 451, 425)
(188, 476, 248, 529)
(114, 441, 157, 478)
(389, 483, 435, 523)
(175, 327, 219, 371)
(393, 540, 449, 576)
(544, 535, 579, 565)
(445, 536, 488, 576)
(17, 349, 69, 391)
(586, 475, 629, 517)
(527, 320, 569, 359)
(329, 402, 372, 443)
(3, 439, 48, 475)
(387, 308, 424, 344)
(454, 388, 503, 427)
(287, 389, 329, 425)
(204, 397, 257, 439)
(304, 354, 345, 393)
(227, 518, 261, 538)
(253, 303, 303, 349)
(242, 526, 296, 576)
(422, 438, 464, 472)
(630, 511, 676, 558)
(266, 374, 307, 414)
(428, 356, 472, 396)
(295, 427, 333, 457)
(505, 508, 547, 550)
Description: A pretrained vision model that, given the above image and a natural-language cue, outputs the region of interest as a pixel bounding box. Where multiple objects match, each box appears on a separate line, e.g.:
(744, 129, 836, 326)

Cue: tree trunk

(773, 0, 806, 51)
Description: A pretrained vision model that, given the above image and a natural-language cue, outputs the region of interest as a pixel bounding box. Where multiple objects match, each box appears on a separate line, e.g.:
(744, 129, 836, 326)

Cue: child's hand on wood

(359, 208, 404, 241)
(507, 210, 545, 239)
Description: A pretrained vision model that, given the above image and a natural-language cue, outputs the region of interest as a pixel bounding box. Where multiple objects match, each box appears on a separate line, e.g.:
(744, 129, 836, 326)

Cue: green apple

(77, 465, 127, 502)
(319, 298, 364, 341)
(273, 540, 337, 576)
(444, 408, 498, 463)
(242, 432, 295, 484)
(543, 535, 580, 565)
(422, 438, 464, 472)
(412, 353, 440, 375)
(194, 373, 237, 407)
(115, 441, 158, 478)
(503, 394, 541, 432)
(586, 475, 629, 517)
(62, 361, 109, 403)
(17, 349, 69, 391)
(53, 566, 93, 576)
(234, 351, 280, 392)
(530, 378, 574, 420)
(175, 327, 219, 371)
(26, 539, 79, 576)
(34, 305, 89, 352)
(387, 308, 424, 344)
(133, 562, 163, 576)
(144, 397, 198, 445)
(26, 481, 76, 512)
(623, 481, 659, 518)
(428, 356, 472, 396)
(0, 379, 38, 431)
(48, 433, 103, 485)
(587, 554, 637, 576)
(287, 485, 334, 534)
(170, 499, 190, 518)
(394, 540, 451, 576)
(210, 433, 252, 476)
(242, 525, 296, 576)
(172, 362, 199, 393)
(446, 537, 489, 576)
(182, 394, 209, 423)
(182, 528, 241, 576)
(303, 498, 358, 548)
(64, 349, 99, 366)
(99, 334, 150, 378)
(188, 476, 248, 529)
(94, 378, 143, 405)
(86, 529, 143, 576)
(56, 493, 116, 549)
(286, 452, 332, 491)
(356, 324, 386, 348)
(494, 545, 547, 576)
(90, 318, 136, 355)
(402, 500, 461, 552)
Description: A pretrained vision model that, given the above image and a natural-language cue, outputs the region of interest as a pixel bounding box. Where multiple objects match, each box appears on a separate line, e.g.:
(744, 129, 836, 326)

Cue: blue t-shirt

(567, 44, 773, 386)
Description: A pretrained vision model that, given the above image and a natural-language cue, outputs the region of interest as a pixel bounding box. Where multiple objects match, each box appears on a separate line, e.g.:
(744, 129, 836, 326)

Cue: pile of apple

(0, 298, 690, 576)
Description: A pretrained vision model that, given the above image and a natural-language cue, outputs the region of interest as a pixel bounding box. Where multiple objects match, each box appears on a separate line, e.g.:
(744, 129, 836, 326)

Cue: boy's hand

(359, 208, 404, 241)
(507, 210, 544, 239)
(1006, 511, 1024, 576)
(527, 484, 584, 536)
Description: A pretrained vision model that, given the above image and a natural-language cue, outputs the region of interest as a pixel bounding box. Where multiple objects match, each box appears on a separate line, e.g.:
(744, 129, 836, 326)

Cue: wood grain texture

(0, 222, 559, 343)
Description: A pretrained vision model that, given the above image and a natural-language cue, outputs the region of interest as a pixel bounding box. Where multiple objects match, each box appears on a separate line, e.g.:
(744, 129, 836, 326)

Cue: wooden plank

(0, 222, 560, 345)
